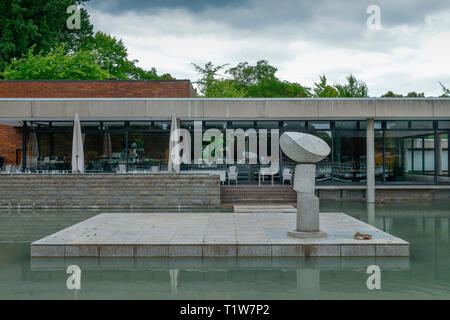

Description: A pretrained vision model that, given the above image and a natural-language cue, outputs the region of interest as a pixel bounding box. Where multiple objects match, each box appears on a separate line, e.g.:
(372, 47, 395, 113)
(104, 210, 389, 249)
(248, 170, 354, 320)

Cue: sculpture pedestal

(287, 230, 328, 238)
(287, 164, 327, 239)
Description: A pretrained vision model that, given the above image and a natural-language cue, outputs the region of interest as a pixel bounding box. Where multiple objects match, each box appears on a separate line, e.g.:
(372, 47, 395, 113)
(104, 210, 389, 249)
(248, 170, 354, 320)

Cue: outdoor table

(258, 170, 277, 186)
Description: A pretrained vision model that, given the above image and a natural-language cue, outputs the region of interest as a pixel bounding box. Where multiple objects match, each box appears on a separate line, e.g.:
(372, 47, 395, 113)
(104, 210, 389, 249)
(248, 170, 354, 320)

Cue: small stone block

(376, 245, 409, 257)
(136, 245, 168, 257)
(65, 245, 98, 257)
(31, 245, 64, 257)
(237, 245, 271, 257)
(341, 245, 376, 257)
(99, 245, 134, 257)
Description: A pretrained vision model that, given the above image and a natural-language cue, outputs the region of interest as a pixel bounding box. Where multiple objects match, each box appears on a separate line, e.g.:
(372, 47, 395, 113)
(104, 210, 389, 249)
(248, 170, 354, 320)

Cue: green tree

(313, 75, 338, 97)
(227, 60, 311, 97)
(2, 45, 110, 80)
(406, 92, 425, 97)
(80, 32, 131, 79)
(205, 80, 247, 98)
(79, 31, 174, 80)
(127, 66, 174, 80)
(0, 0, 93, 73)
(334, 74, 368, 97)
(192, 62, 231, 96)
(381, 91, 403, 97)
(227, 60, 277, 90)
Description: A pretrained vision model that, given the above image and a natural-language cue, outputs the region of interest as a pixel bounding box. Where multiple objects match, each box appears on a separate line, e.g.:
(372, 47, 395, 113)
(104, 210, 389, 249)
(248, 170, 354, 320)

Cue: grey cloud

(87, 0, 251, 14)
(88, 0, 450, 27)
(87, 0, 450, 53)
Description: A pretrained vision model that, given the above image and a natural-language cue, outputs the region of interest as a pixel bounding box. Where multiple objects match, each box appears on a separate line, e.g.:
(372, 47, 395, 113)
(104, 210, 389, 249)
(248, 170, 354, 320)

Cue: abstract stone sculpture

(280, 132, 331, 238)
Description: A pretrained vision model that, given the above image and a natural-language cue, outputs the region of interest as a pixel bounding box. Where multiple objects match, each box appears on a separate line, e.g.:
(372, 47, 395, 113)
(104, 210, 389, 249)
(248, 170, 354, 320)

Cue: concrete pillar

(170, 269, 179, 294)
(366, 119, 375, 203)
(436, 135, 442, 176)
(367, 203, 376, 226)
(296, 269, 320, 300)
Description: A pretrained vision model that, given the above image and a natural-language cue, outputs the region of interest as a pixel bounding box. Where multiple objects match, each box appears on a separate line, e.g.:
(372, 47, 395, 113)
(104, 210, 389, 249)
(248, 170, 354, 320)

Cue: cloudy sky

(85, 0, 450, 96)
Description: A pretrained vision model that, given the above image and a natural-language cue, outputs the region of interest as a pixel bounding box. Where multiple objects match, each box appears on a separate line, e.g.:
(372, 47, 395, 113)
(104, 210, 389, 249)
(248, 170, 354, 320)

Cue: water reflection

(0, 201, 449, 299)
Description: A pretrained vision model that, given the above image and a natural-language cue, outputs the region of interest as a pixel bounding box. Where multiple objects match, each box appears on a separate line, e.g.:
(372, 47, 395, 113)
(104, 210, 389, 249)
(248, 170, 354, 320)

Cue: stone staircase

(221, 185, 297, 205)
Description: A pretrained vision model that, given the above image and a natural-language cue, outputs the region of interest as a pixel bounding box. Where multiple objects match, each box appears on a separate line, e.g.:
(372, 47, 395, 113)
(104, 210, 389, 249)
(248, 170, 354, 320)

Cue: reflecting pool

(0, 201, 449, 299)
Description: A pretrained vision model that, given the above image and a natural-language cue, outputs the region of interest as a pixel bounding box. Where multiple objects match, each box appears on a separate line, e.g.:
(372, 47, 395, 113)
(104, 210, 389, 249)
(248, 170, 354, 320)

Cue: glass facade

(23, 120, 449, 185)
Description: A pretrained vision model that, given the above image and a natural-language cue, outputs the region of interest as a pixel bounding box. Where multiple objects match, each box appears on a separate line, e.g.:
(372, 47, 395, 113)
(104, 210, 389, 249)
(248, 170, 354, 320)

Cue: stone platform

(31, 212, 409, 258)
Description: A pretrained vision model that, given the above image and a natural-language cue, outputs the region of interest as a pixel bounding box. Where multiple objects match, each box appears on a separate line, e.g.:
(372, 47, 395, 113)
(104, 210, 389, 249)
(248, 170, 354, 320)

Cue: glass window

(128, 132, 169, 172)
(438, 121, 450, 129)
(384, 130, 435, 183)
(231, 121, 254, 129)
(309, 121, 330, 130)
(51, 122, 73, 128)
(31, 121, 50, 128)
(333, 131, 366, 183)
(411, 121, 433, 129)
(335, 121, 357, 129)
(204, 121, 227, 130)
(81, 122, 101, 130)
(283, 121, 306, 130)
(130, 121, 152, 129)
(358, 121, 381, 130)
(153, 121, 170, 130)
(386, 121, 408, 130)
(103, 122, 125, 129)
(180, 121, 195, 130)
(256, 121, 279, 129)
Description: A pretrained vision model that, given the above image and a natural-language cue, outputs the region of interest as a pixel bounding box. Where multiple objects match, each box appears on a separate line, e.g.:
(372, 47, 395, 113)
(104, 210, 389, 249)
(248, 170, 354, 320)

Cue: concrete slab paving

(31, 212, 410, 258)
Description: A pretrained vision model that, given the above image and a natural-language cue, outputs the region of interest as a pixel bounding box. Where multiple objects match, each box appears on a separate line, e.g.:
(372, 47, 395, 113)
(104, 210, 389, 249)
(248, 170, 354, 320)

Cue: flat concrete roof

(1, 98, 450, 120)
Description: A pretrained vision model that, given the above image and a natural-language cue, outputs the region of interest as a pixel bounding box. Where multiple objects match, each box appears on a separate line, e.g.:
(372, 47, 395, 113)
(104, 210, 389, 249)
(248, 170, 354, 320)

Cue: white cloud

(88, 5, 450, 96)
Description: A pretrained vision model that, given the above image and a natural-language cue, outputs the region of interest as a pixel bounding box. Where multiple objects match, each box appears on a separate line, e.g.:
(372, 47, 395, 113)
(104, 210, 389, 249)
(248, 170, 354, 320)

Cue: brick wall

(0, 124, 21, 166)
(0, 80, 195, 167)
(0, 174, 221, 209)
(0, 80, 195, 98)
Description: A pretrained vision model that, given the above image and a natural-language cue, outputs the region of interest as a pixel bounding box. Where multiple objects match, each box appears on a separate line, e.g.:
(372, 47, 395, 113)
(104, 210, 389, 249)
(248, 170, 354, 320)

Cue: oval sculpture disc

(280, 132, 331, 163)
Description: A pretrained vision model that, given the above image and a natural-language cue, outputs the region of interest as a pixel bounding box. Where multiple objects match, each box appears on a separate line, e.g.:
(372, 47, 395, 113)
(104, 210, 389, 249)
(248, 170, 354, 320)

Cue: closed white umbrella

(26, 129, 39, 170)
(72, 113, 84, 173)
(168, 113, 180, 173)
(103, 126, 112, 159)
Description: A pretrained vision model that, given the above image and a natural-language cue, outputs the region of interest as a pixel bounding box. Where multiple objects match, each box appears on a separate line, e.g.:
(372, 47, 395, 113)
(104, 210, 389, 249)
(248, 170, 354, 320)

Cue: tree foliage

(78, 32, 175, 80)
(193, 60, 311, 98)
(80, 32, 132, 79)
(0, 2, 174, 81)
(313, 75, 338, 97)
(381, 91, 403, 98)
(0, 0, 93, 73)
(381, 91, 425, 98)
(334, 74, 368, 98)
(2, 45, 110, 80)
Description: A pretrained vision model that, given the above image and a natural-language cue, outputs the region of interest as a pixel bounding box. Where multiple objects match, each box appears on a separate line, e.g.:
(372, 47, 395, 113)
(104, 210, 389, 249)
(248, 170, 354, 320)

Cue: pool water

(0, 201, 449, 300)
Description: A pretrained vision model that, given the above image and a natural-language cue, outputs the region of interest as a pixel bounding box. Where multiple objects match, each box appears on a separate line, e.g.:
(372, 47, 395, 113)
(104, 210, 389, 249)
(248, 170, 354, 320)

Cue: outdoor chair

(282, 168, 292, 185)
(117, 164, 126, 174)
(228, 166, 238, 185)
(151, 166, 160, 173)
